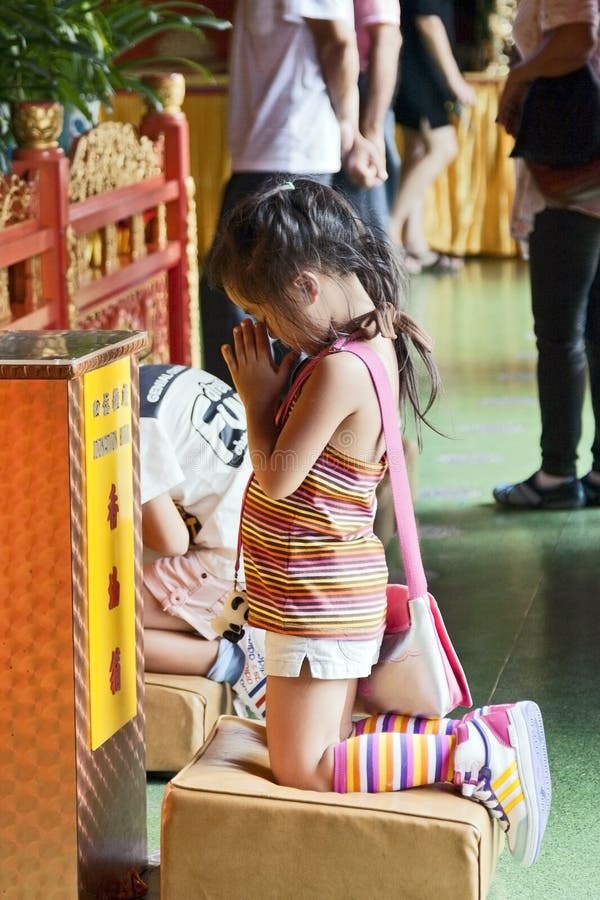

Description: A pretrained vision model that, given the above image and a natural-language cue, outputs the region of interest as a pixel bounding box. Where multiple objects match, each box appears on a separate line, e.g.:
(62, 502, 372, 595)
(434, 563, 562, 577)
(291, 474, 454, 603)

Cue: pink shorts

(143, 549, 231, 640)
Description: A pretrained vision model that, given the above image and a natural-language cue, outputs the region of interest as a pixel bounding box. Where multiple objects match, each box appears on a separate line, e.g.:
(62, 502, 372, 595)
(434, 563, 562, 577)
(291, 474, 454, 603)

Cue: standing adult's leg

(332, 167, 391, 234)
(200, 172, 278, 386)
(383, 107, 401, 220)
(390, 122, 457, 253)
(200, 172, 332, 385)
(585, 254, 600, 473)
(529, 209, 600, 477)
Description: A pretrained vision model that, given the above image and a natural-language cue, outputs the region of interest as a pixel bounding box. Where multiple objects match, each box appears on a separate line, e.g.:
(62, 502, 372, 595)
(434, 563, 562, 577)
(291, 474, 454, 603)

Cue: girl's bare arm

(223, 322, 379, 499)
(142, 492, 190, 556)
(415, 15, 476, 107)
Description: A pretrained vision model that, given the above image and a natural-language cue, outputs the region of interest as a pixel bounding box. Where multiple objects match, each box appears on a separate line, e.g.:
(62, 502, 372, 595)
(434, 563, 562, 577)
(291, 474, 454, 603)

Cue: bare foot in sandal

(406, 250, 464, 275)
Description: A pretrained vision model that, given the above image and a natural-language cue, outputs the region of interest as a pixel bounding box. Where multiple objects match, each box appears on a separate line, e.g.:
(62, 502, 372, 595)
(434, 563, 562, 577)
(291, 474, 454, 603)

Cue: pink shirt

(513, 0, 599, 74)
(354, 0, 400, 72)
(511, 0, 600, 237)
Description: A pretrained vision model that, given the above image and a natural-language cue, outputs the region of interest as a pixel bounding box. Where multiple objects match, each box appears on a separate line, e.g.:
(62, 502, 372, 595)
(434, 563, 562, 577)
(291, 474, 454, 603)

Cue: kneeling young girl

(207, 178, 551, 868)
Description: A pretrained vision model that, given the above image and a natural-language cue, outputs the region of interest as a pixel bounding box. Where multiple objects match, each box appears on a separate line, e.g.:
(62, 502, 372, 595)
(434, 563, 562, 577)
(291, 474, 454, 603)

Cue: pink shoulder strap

(338, 339, 428, 600)
(275, 344, 330, 426)
(237, 338, 428, 600)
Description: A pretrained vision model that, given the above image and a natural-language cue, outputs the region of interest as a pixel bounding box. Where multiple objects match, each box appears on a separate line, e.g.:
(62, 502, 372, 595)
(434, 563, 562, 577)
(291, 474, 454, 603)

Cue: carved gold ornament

(185, 175, 201, 368)
(131, 213, 146, 261)
(487, 1, 517, 76)
(65, 224, 79, 327)
(69, 122, 162, 202)
(11, 101, 64, 149)
(143, 73, 186, 115)
(0, 269, 9, 322)
(0, 172, 37, 229)
(156, 203, 167, 250)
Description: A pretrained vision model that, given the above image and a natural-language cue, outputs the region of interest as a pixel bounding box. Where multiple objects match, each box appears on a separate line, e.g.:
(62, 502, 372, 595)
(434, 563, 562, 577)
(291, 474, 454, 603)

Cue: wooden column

(11, 106, 71, 328)
(141, 73, 197, 366)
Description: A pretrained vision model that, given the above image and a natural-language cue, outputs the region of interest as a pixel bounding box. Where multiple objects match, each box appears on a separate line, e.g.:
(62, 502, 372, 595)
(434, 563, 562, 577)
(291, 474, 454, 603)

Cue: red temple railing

(0, 80, 199, 366)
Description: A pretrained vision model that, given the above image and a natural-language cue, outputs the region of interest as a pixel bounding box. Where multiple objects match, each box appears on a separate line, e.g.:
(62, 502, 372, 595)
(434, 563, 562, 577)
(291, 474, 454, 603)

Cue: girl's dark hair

(206, 177, 440, 432)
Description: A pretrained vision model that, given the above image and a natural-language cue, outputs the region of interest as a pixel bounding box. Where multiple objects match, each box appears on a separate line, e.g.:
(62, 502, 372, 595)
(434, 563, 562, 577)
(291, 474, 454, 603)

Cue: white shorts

(143, 549, 230, 640)
(264, 632, 383, 680)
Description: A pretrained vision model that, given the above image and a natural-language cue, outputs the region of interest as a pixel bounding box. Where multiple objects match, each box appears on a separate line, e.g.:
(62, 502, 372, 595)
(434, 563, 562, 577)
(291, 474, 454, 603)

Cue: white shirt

(139, 365, 251, 579)
(228, 0, 354, 173)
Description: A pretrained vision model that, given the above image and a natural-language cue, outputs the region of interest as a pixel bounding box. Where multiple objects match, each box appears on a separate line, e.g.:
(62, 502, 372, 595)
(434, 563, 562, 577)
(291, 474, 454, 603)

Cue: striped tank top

(242, 357, 388, 639)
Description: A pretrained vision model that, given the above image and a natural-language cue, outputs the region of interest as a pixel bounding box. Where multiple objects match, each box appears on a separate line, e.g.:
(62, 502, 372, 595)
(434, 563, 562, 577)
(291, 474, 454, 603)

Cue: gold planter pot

(11, 100, 64, 149)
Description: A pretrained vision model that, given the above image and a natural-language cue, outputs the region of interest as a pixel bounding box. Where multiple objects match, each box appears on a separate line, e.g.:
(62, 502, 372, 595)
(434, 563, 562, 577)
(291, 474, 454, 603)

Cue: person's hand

(361, 127, 386, 169)
(451, 76, 476, 108)
(342, 132, 387, 188)
(497, 69, 530, 136)
(221, 319, 297, 417)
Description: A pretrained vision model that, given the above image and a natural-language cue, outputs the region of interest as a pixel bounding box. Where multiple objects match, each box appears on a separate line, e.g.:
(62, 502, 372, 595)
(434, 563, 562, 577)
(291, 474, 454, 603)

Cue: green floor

(147, 258, 600, 898)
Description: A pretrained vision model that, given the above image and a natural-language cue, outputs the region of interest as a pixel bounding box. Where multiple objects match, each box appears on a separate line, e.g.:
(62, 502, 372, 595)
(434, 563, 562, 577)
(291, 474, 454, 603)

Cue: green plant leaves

(0, 0, 231, 168)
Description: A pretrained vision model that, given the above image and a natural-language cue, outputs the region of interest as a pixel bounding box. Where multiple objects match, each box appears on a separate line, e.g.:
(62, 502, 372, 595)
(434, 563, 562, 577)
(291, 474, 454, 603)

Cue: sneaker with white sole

(454, 701, 551, 867)
(232, 626, 267, 720)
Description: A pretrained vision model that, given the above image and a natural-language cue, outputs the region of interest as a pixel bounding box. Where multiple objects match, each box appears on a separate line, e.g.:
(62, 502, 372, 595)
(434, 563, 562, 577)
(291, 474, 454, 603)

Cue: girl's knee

(272, 764, 331, 792)
(270, 748, 335, 792)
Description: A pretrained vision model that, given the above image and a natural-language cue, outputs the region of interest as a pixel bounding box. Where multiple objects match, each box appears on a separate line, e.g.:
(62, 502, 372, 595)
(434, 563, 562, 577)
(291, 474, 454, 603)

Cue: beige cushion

(144, 673, 233, 772)
(161, 716, 504, 899)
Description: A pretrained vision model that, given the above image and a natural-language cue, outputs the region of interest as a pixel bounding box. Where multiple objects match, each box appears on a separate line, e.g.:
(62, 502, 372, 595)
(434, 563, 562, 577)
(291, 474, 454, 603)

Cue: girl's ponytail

(351, 232, 440, 437)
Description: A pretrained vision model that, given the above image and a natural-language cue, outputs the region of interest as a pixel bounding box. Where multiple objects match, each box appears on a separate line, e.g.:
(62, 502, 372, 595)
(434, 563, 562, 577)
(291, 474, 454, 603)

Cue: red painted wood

(2, 106, 194, 362)
(6, 301, 58, 330)
(0, 222, 54, 268)
(141, 110, 192, 365)
(12, 147, 70, 329)
(74, 244, 180, 311)
(69, 178, 178, 232)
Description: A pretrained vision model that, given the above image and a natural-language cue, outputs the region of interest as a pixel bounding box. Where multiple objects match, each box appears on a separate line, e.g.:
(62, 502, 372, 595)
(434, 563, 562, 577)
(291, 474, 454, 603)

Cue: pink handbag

(342, 340, 472, 719)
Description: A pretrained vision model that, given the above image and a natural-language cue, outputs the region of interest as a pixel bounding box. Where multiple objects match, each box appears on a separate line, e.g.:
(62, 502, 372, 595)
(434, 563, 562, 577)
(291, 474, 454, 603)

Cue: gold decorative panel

(0, 172, 37, 228)
(69, 122, 162, 202)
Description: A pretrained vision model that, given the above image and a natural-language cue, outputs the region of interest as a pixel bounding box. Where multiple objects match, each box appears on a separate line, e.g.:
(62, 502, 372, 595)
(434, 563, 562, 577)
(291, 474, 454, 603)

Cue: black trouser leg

(529, 208, 600, 476)
(199, 173, 277, 386)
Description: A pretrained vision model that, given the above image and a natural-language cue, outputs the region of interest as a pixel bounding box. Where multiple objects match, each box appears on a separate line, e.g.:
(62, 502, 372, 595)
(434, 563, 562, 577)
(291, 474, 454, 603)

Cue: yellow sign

(84, 358, 137, 749)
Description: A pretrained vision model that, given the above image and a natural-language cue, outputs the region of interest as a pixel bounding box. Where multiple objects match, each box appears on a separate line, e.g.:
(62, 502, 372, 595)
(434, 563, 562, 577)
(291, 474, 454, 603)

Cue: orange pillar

(0, 330, 148, 899)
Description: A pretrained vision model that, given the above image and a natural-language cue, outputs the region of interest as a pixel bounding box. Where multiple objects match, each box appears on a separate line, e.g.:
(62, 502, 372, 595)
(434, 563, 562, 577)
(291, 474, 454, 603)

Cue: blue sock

(207, 639, 245, 684)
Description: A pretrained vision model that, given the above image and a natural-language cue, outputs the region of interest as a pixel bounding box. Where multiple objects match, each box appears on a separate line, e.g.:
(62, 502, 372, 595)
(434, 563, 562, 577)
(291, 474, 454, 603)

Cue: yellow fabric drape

(421, 75, 517, 257)
(107, 74, 516, 260)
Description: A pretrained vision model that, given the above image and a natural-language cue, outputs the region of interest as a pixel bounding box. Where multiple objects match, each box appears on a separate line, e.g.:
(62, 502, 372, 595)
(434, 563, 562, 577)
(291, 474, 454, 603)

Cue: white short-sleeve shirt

(139, 365, 251, 579)
(228, 0, 354, 173)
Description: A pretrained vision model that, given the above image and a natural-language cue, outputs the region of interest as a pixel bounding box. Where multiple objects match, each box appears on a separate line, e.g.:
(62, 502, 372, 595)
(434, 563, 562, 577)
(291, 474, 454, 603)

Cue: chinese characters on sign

(84, 359, 137, 750)
(109, 648, 121, 695)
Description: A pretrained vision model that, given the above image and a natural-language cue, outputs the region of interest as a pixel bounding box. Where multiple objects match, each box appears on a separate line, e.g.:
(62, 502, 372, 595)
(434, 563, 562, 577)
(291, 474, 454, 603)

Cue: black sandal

(493, 473, 585, 510)
(582, 472, 600, 506)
